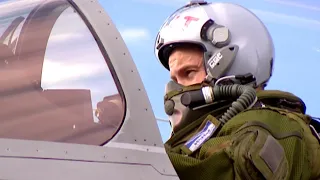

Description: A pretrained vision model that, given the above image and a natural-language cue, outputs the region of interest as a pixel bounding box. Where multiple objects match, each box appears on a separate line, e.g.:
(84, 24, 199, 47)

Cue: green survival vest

(164, 90, 320, 180)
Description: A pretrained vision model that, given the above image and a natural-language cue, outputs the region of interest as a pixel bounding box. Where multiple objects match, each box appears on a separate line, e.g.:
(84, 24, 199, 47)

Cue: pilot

(154, 1, 320, 180)
(96, 94, 124, 129)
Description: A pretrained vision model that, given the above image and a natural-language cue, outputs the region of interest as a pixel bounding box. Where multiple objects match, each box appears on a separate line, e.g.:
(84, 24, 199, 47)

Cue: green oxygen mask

(164, 73, 258, 133)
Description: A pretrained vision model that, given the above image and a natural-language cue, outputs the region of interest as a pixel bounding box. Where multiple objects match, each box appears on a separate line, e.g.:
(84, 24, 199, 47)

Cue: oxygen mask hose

(181, 84, 257, 124)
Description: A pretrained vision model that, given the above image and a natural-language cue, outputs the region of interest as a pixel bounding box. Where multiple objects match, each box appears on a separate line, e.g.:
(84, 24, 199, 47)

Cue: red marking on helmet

(184, 16, 199, 27)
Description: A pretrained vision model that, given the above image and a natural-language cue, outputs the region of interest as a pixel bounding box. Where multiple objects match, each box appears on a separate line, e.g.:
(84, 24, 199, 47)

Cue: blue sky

(99, 0, 320, 141)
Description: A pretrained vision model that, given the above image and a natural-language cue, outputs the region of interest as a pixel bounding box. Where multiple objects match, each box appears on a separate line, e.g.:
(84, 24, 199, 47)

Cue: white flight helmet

(154, 1, 274, 87)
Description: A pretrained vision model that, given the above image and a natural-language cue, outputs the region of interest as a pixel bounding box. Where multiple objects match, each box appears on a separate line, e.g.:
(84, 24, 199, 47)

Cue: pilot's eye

(185, 70, 195, 78)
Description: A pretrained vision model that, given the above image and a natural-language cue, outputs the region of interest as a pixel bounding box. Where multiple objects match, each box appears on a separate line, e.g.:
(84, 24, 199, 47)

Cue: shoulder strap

(255, 90, 320, 144)
(310, 117, 320, 142)
(256, 90, 306, 114)
(310, 117, 320, 132)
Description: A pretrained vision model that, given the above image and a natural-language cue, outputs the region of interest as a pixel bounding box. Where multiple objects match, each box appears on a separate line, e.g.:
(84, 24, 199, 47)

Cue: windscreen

(0, 0, 125, 145)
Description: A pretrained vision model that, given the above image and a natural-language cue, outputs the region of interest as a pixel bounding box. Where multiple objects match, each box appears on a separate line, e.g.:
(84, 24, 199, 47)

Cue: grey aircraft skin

(0, 0, 178, 179)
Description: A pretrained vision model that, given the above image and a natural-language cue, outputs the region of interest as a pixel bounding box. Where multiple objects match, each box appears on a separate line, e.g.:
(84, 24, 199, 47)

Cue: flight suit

(164, 90, 320, 180)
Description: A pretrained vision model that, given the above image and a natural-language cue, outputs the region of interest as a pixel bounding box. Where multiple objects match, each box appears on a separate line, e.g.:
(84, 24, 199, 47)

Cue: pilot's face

(168, 45, 206, 86)
(167, 45, 206, 129)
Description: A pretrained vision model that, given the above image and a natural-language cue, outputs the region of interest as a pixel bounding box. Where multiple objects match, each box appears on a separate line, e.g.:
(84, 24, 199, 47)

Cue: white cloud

(264, 0, 320, 12)
(41, 59, 106, 86)
(313, 47, 320, 52)
(0, 0, 43, 17)
(49, 33, 85, 43)
(120, 28, 150, 42)
(132, 0, 320, 30)
(132, 0, 187, 7)
(135, 0, 320, 12)
(250, 8, 320, 30)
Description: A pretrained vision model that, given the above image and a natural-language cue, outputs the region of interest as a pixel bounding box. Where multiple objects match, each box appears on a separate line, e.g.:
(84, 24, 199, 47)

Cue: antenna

(156, 117, 170, 123)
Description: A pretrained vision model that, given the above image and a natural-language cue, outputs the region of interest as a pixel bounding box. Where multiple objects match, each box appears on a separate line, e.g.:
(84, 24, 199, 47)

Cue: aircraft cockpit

(0, 0, 178, 179)
(0, 0, 125, 145)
